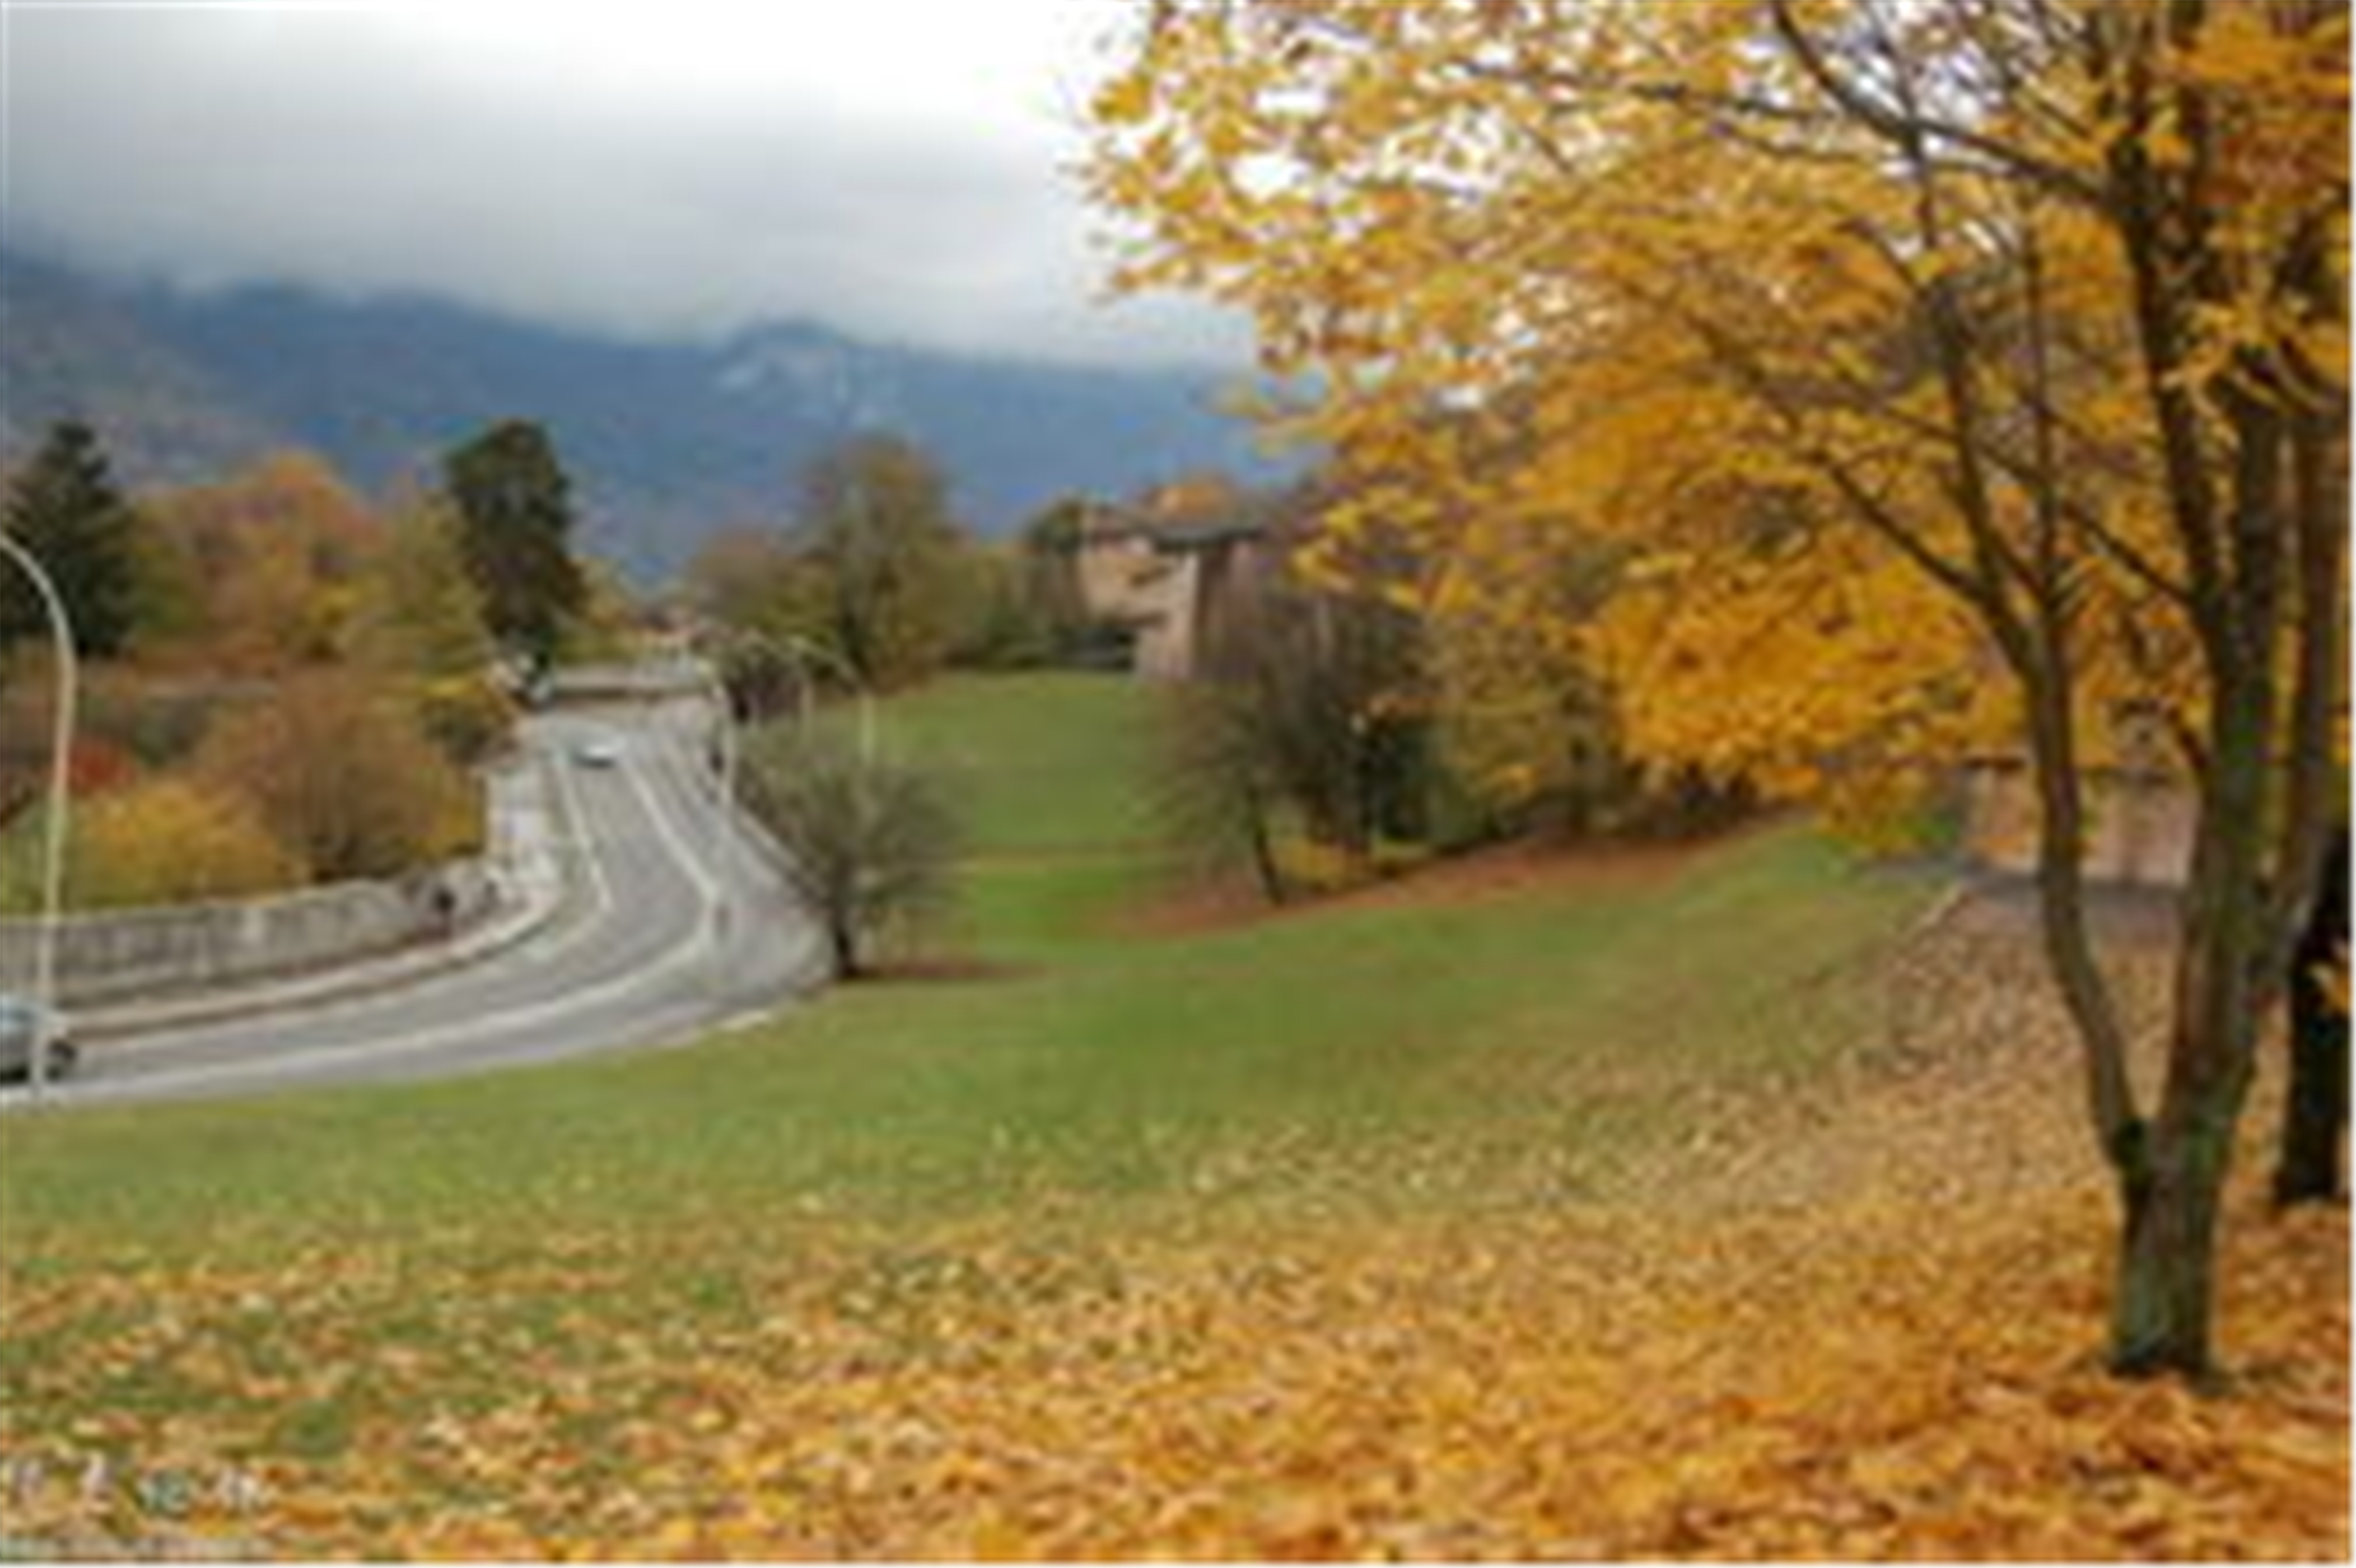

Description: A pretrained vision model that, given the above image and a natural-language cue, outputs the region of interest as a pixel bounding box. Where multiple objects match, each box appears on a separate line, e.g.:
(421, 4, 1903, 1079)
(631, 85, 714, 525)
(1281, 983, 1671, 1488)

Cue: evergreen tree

(441, 420, 585, 676)
(1, 420, 142, 659)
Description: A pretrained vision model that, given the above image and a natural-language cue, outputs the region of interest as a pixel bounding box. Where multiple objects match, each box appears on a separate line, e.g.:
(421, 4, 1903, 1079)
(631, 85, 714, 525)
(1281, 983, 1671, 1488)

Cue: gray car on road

(0, 993, 77, 1082)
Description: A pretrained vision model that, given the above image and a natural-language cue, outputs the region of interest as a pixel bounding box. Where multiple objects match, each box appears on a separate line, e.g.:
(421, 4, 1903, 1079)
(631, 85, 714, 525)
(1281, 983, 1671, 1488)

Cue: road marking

(621, 725, 729, 925)
(640, 701, 797, 899)
(551, 725, 618, 926)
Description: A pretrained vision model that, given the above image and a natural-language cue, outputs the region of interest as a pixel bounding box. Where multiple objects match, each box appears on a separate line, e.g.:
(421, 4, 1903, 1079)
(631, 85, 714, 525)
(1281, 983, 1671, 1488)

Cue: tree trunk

(2276, 975, 2348, 1206)
(2108, 644, 2275, 1378)
(2276, 825, 2349, 1207)
(1244, 786, 1288, 907)
(828, 913, 863, 980)
(2110, 1055, 2246, 1379)
(2112, 837, 2264, 1380)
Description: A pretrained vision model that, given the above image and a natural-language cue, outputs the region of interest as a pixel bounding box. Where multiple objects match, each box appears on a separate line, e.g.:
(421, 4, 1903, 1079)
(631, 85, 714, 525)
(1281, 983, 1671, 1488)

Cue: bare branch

(1767, 0, 2107, 205)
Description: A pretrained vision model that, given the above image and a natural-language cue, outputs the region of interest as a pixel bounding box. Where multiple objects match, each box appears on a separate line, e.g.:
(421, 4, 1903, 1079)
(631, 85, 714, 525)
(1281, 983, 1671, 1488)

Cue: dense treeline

(0, 417, 607, 910)
(683, 432, 1106, 707)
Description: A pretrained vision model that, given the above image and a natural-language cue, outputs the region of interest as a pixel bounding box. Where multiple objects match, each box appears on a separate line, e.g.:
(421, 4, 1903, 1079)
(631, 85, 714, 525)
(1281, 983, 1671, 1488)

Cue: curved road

(36, 701, 822, 1107)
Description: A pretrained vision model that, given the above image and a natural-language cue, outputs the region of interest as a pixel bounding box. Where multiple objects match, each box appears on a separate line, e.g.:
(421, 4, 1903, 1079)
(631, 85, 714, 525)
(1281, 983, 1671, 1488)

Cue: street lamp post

(0, 530, 77, 1102)
(702, 632, 877, 800)
(775, 632, 876, 767)
(696, 657, 741, 816)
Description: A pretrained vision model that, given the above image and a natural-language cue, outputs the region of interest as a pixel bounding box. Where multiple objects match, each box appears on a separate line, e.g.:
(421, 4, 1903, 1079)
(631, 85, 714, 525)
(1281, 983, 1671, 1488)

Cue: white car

(572, 738, 625, 770)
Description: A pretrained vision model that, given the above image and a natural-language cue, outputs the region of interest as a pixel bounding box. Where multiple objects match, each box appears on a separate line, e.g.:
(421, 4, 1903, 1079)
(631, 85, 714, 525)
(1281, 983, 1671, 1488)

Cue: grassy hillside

(1, 674, 1926, 1250)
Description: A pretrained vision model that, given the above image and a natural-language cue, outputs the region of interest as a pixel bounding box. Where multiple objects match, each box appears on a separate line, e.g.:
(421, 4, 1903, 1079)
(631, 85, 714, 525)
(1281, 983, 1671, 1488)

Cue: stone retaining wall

(0, 860, 500, 1008)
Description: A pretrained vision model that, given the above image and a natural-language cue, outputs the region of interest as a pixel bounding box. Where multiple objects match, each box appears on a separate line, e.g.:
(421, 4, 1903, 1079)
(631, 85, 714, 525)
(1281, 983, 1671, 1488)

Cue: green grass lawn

(0, 673, 1933, 1258)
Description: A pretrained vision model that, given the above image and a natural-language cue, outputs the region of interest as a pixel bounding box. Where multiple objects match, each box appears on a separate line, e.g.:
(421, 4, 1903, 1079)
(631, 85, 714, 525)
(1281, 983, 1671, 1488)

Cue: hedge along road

(13, 702, 824, 1108)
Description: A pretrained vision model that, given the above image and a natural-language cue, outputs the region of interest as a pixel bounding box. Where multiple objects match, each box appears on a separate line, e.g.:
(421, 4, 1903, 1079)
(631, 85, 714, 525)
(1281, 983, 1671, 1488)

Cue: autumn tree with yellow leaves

(1091, 0, 2347, 1379)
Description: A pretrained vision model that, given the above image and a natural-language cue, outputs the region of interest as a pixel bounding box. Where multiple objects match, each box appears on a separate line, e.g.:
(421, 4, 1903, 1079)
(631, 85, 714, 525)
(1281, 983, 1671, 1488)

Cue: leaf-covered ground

(4, 904, 2343, 1560)
(1, 678, 2343, 1559)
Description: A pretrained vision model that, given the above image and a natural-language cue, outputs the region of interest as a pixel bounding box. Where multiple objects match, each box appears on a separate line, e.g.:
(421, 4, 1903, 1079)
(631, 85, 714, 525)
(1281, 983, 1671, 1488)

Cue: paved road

(27, 701, 822, 1107)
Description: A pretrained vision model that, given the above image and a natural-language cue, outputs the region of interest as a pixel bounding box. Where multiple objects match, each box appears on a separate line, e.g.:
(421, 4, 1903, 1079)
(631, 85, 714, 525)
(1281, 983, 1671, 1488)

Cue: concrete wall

(1961, 763, 2195, 888)
(0, 860, 500, 1008)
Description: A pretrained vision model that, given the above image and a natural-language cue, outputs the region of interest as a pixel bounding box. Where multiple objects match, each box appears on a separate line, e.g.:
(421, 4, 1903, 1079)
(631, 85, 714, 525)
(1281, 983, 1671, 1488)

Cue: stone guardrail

(0, 860, 501, 1010)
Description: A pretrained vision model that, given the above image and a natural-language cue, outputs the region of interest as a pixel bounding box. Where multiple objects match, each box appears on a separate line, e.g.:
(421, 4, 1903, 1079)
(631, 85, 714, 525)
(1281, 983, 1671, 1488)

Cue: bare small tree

(738, 726, 960, 979)
(1160, 682, 1293, 906)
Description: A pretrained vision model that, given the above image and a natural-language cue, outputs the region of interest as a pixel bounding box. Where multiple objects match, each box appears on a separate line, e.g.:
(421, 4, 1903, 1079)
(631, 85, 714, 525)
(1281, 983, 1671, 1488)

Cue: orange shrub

(195, 673, 480, 883)
(72, 777, 301, 909)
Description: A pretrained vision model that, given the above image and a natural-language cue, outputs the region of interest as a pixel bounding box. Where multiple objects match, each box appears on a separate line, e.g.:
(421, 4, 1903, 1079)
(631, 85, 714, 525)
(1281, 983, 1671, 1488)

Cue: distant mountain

(0, 248, 1276, 579)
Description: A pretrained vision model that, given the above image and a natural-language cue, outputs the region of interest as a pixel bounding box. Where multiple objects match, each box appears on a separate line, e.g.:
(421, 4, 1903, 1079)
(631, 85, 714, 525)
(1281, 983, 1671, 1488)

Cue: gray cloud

(0, 2, 1245, 366)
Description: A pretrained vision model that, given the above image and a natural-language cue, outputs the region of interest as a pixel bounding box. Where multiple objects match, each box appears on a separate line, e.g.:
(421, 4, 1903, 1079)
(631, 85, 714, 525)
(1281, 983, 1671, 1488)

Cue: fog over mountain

(0, 248, 1276, 580)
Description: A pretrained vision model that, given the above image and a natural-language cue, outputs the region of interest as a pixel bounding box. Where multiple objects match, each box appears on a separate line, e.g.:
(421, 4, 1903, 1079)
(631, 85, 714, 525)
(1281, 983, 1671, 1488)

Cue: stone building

(1070, 482, 1286, 681)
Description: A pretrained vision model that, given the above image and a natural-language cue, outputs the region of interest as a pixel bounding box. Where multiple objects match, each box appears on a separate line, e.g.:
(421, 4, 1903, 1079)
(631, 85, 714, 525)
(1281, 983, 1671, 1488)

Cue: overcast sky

(0, 0, 1247, 367)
